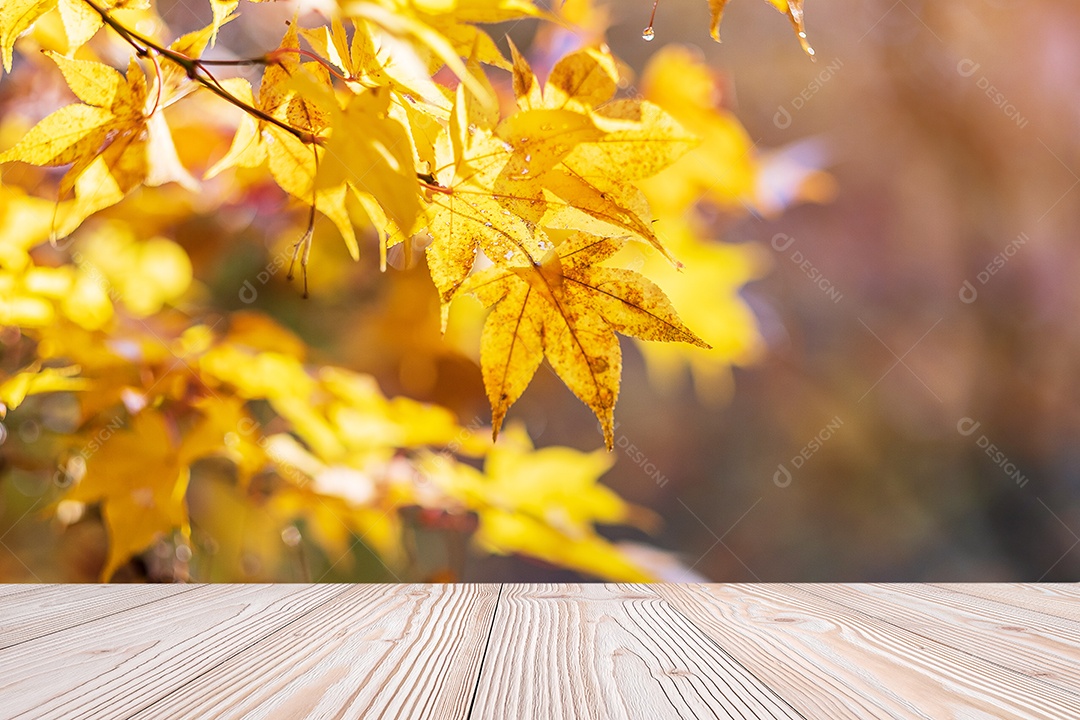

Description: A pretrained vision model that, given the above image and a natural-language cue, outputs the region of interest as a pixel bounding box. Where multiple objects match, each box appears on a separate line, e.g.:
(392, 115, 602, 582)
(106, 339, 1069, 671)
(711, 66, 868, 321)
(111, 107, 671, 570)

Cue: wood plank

(658, 583, 1080, 720)
(0, 584, 346, 720)
(0, 583, 198, 650)
(803, 584, 1080, 696)
(469, 583, 802, 720)
(129, 583, 500, 720)
(0, 584, 49, 599)
(936, 583, 1080, 621)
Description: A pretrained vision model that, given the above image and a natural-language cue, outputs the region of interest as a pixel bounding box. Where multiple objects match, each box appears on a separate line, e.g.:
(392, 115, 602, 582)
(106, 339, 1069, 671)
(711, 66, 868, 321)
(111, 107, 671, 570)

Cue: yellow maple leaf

(506, 45, 696, 253)
(425, 45, 695, 326)
(0, 0, 55, 72)
(0, 0, 152, 71)
(637, 45, 758, 214)
(709, 0, 813, 56)
(0, 365, 88, 416)
(207, 22, 376, 260)
(341, 0, 545, 86)
(423, 425, 656, 581)
(66, 410, 195, 580)
(311, 83, 421, 237)
(459, 231, 707, 448)
(0, 51, 195, 235)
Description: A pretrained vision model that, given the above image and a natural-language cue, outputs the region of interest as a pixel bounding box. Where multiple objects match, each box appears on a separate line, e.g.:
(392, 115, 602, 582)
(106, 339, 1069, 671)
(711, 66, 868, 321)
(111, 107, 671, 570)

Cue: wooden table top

(1, 583, 1078, 718)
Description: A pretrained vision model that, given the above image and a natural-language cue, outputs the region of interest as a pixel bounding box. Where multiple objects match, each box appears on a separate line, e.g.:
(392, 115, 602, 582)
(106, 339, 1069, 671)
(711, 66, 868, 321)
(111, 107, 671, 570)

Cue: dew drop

(484, 221, 493, 227)
(504, 250, 514, 260)
(641, 26, 655, 41)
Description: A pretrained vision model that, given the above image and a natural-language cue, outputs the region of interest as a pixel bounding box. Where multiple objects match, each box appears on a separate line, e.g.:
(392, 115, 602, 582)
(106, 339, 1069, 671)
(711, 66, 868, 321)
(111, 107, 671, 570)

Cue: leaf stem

(80, 0, 320, 146)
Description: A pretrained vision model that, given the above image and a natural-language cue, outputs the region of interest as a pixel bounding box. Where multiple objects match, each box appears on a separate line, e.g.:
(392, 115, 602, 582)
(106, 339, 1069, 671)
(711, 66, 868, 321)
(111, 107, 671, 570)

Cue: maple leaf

(340, 0, 546, 90)
(709, 0, 813, 56)
(0, 51, 196, 234)
(0, 366, 88, 417)
(458, 231, 708, 448)
(425, 45, 695, 324)
(209, 21, 420, 261)
(66, 410, 188, 580)
(0, 0, 151, 72)
(636, 45, 758, 214)
(422, 425, 657, 581)
(0, 0, 55, 72)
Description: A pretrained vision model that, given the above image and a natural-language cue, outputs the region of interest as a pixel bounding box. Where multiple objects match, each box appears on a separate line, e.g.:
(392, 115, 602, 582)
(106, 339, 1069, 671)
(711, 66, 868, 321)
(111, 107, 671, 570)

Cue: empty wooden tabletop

(1, 583, 1078, 719)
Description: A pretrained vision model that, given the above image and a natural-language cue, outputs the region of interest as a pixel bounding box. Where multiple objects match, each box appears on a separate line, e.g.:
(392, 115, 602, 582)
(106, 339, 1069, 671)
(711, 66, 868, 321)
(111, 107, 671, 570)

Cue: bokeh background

(2, 0, 1079, 581)
(590, 0, 1080, 581)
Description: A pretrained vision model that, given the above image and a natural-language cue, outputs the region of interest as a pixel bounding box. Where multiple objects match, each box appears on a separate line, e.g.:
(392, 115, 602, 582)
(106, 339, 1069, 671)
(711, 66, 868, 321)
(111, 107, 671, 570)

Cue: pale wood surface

(1, 584, 1078, 719)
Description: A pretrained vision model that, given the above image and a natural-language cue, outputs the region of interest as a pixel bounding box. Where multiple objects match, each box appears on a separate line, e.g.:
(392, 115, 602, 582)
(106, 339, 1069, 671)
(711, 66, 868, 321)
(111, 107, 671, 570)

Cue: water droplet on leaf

(642, 26, 655, 41)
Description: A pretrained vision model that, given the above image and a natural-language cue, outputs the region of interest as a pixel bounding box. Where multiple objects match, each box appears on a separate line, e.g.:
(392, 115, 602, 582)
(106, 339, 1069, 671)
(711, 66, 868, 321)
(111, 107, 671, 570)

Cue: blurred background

(586, 0, 1080, 581)
(2, 0, 1079, 582)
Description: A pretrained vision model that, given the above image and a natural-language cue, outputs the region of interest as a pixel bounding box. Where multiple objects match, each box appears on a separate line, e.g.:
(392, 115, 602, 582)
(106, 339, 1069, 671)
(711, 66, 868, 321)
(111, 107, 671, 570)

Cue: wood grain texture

(130, 583, 500, 720)
(469, 583, 802, 719)
(936, 583, 1080, 621)
(3, 582, 1079, 720)
(0, 582, 197, 650)
(804, 583, 1080, 694)
(0, 584, 346, 720)
(658, 583, 1080, 720)
(0, 584, 48, 599)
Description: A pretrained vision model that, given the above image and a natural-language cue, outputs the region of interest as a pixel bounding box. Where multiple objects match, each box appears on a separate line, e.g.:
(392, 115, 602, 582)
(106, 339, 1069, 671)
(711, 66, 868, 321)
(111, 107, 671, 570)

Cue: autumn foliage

(0, 0, 809, 581)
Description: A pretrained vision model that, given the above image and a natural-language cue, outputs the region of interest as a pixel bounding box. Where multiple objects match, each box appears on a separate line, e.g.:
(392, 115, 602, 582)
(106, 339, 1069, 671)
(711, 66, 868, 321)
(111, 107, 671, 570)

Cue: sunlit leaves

(0, 0, 761, 583)
(340, 0, 545, 83)
(0, 366, 88, 416)
(425, 425, 657, 581)
(0, 51, 195, 235)
(68, 410, 194, 580)
(708, 0, 813, 56)
(1, 0, 56, 72)
(428, 45, 701, 436)
(0, 0, 152, 72)
(636, 46, 757, 214)
(460, 231, 707, 447)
